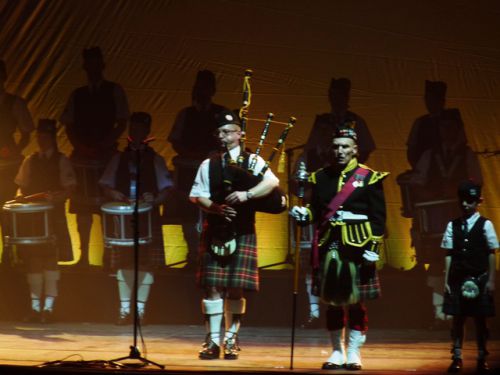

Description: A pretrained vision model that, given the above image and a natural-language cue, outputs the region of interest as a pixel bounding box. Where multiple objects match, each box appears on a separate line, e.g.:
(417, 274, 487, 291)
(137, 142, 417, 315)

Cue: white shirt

(15, 149, 77, 190)
(190, 145, 279, 198)
(99, 151, 173, 196)
(441, 212, 499, 250)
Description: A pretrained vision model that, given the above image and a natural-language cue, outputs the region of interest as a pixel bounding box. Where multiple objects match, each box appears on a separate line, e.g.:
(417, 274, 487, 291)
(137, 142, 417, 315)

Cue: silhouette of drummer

(405, 109, 482, 328)
(12, 119, 76, 323)
(0, 60, 35, 264)
(167, 70, 230, 270)
(60, 47, 130, 267)
(99, 112, 172, 324)
(303, 77, 375, 171)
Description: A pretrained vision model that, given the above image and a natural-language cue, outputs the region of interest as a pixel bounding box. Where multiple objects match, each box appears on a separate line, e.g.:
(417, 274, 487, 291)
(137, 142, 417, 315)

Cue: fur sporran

(209, 223, 237, 257)
(461, 273, 487, 299)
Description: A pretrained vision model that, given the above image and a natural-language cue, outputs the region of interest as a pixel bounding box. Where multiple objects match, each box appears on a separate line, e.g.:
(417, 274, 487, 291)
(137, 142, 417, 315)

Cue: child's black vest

(451, 216, 489, 276)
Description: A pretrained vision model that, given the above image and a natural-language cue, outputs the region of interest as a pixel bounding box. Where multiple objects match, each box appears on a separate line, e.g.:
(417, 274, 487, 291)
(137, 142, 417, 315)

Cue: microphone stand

(289, 161, 308, 370)
(111, 142, 164, 369)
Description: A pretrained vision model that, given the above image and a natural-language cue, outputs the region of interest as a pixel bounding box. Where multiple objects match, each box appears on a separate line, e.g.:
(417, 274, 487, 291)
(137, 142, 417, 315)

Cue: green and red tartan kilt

(357, 268, 381, 301)
(316, 262, 381, 304)
(197, 230, 259, 291)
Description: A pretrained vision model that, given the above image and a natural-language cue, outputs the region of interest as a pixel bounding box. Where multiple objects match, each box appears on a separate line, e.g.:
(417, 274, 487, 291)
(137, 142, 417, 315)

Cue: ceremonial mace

(290, 161, 308, 370)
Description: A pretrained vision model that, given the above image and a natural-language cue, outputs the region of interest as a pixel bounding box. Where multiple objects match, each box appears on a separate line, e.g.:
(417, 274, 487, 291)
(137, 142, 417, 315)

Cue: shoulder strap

(322, 167, 370, 222)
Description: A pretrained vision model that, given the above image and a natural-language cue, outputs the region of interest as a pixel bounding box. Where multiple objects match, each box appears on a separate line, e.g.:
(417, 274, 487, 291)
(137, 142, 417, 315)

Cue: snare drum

(414, 199, 460, 238)
(2, 201, 54, 245)
(101, 202, 153, 247)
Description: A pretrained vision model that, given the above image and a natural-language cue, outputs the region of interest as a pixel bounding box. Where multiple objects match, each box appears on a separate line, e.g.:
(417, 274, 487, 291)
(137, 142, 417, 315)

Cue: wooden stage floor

(0, 322, 498, 374)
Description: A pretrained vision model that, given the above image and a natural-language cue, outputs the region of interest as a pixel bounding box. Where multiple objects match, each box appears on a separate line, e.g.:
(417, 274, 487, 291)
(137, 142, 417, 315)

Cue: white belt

(329, 210, 368, 223)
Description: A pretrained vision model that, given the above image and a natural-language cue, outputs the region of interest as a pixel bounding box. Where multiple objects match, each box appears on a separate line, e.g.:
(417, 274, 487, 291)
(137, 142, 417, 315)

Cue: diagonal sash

(311, 167, 370, 269)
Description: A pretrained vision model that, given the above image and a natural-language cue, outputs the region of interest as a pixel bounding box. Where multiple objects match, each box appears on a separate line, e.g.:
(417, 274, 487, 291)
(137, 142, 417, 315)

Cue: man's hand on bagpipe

(209, 202, 237, 222)
(225, 191, 249, 205)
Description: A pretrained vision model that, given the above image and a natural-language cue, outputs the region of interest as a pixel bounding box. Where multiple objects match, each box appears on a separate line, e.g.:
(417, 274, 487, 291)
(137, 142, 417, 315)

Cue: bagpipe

(223, 69, 296, 215)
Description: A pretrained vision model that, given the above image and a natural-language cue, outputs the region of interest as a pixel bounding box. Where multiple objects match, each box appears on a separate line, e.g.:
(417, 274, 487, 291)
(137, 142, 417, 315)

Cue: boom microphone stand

(111, 141, 164, 369)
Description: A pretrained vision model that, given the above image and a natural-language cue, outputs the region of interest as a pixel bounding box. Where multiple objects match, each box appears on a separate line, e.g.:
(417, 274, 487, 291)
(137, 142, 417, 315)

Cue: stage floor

(0, 322, 498, 374)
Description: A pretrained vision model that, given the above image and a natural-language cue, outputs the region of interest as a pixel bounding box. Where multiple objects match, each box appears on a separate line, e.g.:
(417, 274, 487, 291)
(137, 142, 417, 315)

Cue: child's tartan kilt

(197, 230, 259, 291)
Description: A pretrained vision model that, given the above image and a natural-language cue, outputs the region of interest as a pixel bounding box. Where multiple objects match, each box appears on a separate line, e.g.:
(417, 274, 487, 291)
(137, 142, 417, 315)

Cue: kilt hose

(197, 230, 259, 291)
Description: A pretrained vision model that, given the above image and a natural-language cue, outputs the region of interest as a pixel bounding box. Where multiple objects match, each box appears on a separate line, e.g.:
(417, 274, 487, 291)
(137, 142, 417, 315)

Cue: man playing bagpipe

(189, 109, 280, 360)
(290, 123, 388, 370)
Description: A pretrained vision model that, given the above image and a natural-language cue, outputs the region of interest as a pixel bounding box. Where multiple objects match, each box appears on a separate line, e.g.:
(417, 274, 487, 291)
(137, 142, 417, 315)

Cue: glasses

(213, 129, 239, 136)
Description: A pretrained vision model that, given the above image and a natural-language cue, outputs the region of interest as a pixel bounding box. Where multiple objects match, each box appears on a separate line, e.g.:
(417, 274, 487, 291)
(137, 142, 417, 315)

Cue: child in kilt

(442, 180, 497, 373)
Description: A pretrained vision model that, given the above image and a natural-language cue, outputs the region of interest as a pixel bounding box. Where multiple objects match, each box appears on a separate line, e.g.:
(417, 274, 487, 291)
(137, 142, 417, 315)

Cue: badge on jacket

(352, 173, 366, 188)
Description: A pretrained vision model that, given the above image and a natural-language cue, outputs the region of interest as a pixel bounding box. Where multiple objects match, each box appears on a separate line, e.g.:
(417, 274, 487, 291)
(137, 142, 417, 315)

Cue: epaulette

(358, 164, 389, 185)
(308, 168, 325, 185)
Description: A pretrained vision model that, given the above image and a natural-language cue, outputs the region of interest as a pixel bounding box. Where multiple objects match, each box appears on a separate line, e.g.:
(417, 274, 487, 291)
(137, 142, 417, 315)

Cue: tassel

(277, 144, 286, 173)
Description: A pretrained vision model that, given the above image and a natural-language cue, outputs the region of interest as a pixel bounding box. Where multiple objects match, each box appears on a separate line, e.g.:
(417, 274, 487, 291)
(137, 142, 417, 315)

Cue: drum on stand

(71, 159, 106, 207)
(101, 202, 153, 247)
(396, 170, 415, 218)
(2, 201, 54, 245)
(414, 199, 459, 239)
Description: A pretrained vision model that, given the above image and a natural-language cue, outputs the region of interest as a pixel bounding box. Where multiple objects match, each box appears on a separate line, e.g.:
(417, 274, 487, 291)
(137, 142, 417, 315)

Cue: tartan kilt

(109, 209, 164, 270)
(197, 229, 259, 291)
(357, 265, 381, 301)
(318, 258, 381, 305)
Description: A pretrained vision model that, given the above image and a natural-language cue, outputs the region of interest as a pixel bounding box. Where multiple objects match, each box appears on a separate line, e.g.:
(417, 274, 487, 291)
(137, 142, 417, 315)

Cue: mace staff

(290, 160, 309, 370)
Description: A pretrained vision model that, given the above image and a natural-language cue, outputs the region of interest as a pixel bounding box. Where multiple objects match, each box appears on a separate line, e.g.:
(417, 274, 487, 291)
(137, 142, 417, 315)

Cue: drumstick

(7, 192, 49, 204)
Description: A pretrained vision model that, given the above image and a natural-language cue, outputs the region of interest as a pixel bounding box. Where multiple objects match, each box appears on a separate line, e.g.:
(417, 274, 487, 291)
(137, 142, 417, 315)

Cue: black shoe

(116, 312, 132, 325)
(345, 363, 362, 370)
(223, 335, 240, 360)
(23, 310, 41, 323)
(321, 362, 344, 370)
(447, 357, 462, 373)
(41, 310, 55, 324)
(199, 338, 220, 360)
(476, 358, 490, 374)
